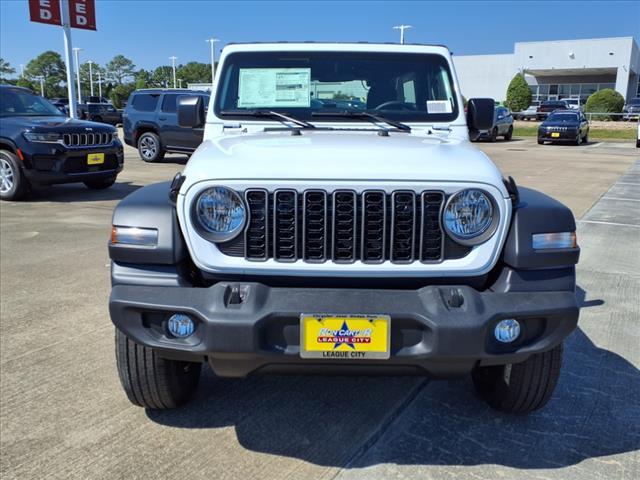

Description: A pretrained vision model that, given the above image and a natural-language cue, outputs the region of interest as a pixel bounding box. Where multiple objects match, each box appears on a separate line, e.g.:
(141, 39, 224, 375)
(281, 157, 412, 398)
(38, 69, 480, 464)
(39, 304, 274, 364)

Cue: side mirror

(467, 98, 495, 140)
(178, 95, 205, 128)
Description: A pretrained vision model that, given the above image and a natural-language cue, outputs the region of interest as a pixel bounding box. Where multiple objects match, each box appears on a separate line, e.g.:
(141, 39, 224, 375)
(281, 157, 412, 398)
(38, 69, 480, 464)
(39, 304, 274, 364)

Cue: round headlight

(443, 189, 497, 245)
(193, 186, 246, 242)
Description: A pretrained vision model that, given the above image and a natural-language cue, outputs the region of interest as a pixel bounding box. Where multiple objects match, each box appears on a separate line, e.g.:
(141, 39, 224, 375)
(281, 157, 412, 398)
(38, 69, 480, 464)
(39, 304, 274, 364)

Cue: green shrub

(505, 74, 531, 112)
(584, 89, 624, 121)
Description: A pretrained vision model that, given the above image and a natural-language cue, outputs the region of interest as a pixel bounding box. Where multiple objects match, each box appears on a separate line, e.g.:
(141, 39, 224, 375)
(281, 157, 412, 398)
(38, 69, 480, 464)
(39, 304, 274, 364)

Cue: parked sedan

(514, 105, 538, 121)
(476, 106, 513, 141)
(538, 110, 589, 145)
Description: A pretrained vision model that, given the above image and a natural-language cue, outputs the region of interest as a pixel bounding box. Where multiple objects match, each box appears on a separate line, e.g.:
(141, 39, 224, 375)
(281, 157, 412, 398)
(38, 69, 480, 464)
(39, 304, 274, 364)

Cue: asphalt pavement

(0, 137, 638, 479)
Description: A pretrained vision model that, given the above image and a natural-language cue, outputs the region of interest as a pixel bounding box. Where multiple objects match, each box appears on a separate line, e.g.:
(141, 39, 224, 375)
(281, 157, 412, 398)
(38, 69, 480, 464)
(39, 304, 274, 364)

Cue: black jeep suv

(0, 85, 124, 200)
(123, 89, 210, 162)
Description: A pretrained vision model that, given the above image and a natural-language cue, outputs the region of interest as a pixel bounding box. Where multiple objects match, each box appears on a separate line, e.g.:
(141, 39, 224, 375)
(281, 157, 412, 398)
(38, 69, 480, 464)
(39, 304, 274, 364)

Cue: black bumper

(538, 130, 579, 142)
(21, 142, 124, 185)
(110, 282, 579, 378)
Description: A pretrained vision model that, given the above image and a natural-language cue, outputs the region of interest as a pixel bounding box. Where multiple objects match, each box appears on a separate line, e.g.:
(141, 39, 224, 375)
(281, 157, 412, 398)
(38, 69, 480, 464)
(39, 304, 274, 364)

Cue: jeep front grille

(62, 132, 114, 147)
(237, 189, 447, 264)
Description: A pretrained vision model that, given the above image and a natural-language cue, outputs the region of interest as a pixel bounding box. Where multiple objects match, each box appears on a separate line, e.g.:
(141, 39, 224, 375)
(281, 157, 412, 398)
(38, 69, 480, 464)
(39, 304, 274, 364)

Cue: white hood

(181, 130, 508, 197)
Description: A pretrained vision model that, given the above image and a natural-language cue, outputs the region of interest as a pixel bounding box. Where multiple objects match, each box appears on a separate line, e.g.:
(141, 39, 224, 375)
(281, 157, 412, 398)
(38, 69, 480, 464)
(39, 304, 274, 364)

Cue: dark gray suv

(123, 89, 210, 162)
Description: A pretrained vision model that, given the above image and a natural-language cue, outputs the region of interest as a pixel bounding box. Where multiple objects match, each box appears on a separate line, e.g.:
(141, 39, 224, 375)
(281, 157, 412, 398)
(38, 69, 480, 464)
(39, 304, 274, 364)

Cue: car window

(131, 94, 159, 112)
(0, 89, 64, 117)
(161, 94, 180, 113)
(105, 105, 117, 112)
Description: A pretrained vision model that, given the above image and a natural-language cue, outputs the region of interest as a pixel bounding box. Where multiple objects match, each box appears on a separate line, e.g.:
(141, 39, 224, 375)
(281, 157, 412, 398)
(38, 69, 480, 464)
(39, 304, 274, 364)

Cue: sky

(1, 0, 639, 73)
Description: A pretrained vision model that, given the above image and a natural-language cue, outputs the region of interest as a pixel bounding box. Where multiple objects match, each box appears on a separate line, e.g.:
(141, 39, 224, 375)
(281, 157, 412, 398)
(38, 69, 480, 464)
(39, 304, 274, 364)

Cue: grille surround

(62, 132, 114, 148)
(239, 188, 451, 265)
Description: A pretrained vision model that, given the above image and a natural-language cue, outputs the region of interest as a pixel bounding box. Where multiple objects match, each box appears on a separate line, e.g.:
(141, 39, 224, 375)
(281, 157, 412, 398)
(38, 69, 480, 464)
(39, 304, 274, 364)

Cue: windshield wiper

(311, 110, 411, 132)
(221, 110, 316, 129)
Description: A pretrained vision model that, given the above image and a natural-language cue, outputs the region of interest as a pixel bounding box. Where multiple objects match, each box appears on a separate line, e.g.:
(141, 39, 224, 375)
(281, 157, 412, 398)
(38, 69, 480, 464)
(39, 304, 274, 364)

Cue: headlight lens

(194, 187, 246, 242)
(443, 189, 496, 245)
(23, 132, 61, 143)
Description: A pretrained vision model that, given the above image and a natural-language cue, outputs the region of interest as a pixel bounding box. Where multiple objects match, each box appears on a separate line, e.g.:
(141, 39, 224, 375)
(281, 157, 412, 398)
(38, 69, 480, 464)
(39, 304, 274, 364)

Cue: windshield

(547, 112, 578, 122)
(215, 51, 459, 122)
(0, 89, 64, 117)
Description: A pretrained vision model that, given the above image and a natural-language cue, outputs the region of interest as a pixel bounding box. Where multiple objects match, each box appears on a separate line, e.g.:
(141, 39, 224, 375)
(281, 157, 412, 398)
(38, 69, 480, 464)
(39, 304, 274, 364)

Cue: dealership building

(453, 36, 640, 105)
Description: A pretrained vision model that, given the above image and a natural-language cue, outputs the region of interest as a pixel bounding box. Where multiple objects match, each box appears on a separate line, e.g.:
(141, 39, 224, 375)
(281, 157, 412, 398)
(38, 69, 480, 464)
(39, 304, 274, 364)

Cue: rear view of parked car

(538, 110, 589, 145)
(563, 98, 584, 111)
(623, 98, 640, 120)
(537, 100, 569, 120)
(476, 106, 513, 141)
(123, 89, 210, 162)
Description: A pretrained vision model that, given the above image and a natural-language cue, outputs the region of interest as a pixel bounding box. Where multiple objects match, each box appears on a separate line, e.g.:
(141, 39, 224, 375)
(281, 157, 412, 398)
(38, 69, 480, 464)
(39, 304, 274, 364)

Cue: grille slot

(390, 191, 416, 263)
(273, 190, 298, 261)
(245, 189, 269, 260)
(361, 191, 386, 263)
(332, 190, 357, 263)
(303, 190, 328, 262)
(240, 189, 449, 264)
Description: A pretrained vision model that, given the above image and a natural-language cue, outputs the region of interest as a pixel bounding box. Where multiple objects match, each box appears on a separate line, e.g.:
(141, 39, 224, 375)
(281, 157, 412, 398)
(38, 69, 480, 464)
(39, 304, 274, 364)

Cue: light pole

(169, 56, 178, 88)
(97, 71, 102, 97)
(206, 38, 219, 85)
(72, 47, 82, 102)
(178, 78, 183, 89)
(393, 24, 412, 44)
(87, 60, 94, 97)
(19, 64, 24, 78)
(35, 76, 45, 97)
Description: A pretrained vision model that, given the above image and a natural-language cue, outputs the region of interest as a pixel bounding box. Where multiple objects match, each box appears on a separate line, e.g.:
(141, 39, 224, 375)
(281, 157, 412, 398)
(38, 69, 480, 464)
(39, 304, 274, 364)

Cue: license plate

(300, 314, 390, 359)
(87, 153, 105, 165)
(551, 132, 560, 138)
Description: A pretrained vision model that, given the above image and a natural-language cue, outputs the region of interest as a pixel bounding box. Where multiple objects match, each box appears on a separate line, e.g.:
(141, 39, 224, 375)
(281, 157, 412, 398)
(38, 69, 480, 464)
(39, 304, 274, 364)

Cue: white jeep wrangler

(109, 43, 580, 413)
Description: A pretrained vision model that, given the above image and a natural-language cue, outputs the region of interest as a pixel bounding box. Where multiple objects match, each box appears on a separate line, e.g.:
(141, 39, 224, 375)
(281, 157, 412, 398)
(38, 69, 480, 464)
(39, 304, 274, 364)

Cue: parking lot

(1, 137, 638, 479)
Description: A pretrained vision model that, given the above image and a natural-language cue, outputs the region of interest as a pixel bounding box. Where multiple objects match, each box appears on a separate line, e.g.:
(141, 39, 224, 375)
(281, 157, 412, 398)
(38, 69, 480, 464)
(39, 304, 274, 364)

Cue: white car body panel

(176, 43, 512, 277)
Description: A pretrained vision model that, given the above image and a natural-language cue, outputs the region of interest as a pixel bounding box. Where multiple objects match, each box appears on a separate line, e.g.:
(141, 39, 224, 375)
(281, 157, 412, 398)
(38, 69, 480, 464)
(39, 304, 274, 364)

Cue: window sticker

(426, 100, 452, 114)
(238, 68, 311, 108)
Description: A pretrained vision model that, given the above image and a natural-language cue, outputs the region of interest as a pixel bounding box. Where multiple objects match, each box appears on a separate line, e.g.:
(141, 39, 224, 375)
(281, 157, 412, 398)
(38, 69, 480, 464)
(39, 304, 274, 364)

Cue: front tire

(137, 132, 165, 163)
(489, 127, 498, 142)
(115, 329, 201, 409)
(83, 176, 116, 189)
(472, 343, 563, 414)
(504, 125, 513, 141)
(0, 150, 28, 201)
(537, 138, 544, 145)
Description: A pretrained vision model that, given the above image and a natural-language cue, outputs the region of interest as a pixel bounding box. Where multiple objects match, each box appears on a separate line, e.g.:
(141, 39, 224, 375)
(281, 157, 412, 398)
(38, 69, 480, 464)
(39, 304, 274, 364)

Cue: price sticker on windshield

(238, 68, 311, 108)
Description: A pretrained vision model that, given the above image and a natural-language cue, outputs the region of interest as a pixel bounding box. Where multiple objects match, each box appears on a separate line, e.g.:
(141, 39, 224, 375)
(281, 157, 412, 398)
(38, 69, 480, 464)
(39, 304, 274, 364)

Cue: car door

(159, 93, 207, 152)
(495, 107, 507, 134)
(580, 113, 589, 137)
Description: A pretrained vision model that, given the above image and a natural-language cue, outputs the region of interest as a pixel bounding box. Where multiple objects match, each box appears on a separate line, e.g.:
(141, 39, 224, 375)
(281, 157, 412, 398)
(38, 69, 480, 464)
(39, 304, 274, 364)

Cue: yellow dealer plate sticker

(87, 153, 105, 165)
(551, 132, 560, 138)
(300, 314, 390, 360)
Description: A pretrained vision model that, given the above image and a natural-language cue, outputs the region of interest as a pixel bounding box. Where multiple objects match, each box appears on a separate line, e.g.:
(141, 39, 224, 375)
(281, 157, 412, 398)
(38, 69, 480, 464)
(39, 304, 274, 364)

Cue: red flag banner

(28, 0, 62, 26)
(69, 0, 96, 30)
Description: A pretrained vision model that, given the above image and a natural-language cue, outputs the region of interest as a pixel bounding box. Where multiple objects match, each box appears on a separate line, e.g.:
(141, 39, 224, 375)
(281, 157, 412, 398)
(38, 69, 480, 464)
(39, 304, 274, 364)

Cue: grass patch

(514, 126, 636, 140)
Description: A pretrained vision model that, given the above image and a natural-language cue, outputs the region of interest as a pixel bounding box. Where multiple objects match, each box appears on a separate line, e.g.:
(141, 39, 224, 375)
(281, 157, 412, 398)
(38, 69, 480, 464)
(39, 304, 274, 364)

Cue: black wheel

(537, 138, 544, 145)
(0, 150, 28, 201)
(115, 329, 201, 409)
(137, 132, 165, 163)
(583, 131, 589, 144)
(472, 343, 563, 414)
(83, 176, 116, 189)
(574, 134, 582, 146)
(489, 127, 498, 142)
(504, 125, 513, 141)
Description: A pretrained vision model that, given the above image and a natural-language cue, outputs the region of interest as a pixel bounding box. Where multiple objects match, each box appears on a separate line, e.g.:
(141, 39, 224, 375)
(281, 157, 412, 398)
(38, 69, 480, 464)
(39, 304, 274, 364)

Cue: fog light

(494, 319, 521, 343)
(167, 314, 195, 338)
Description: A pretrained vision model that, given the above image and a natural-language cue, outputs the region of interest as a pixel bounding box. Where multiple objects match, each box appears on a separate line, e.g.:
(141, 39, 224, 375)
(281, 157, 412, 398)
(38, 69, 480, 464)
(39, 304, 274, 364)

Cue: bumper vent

(62, 132, 114, 147)
(236, 189, 450, 264)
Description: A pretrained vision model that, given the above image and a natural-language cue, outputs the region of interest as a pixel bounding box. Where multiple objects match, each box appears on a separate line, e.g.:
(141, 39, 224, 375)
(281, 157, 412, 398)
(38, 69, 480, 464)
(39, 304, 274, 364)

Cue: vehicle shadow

(147, 295, 639, 470)
(28, 180, 142, 203)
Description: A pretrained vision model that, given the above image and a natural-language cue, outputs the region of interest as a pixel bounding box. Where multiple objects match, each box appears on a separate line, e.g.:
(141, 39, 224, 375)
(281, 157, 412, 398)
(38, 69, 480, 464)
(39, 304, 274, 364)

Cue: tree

(109, 83, 135, 108)
(106, 55, 136, 84)
(151, 66, 173, 88)
(15, 77, 36, 91)
(0, 57, 16, 80)
(134, 69, 152, 89)
(505, 73, 531, 112)
(177, 62, 210, 85)
(79, 62, 106, 98)
(24, 51, 66, 98)
(584, 88, 624, 121)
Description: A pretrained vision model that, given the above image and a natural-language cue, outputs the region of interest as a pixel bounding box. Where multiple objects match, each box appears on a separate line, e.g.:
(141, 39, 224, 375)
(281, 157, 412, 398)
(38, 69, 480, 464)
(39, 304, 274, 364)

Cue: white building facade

(453, 37, 640, 105)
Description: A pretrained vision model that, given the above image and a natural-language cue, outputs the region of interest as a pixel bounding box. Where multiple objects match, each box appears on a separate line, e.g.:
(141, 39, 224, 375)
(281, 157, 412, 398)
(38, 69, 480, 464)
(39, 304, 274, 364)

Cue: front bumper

(110, 282, 579, 378)
(538, 130, 579, 142)
(20, 141, 124, 185)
